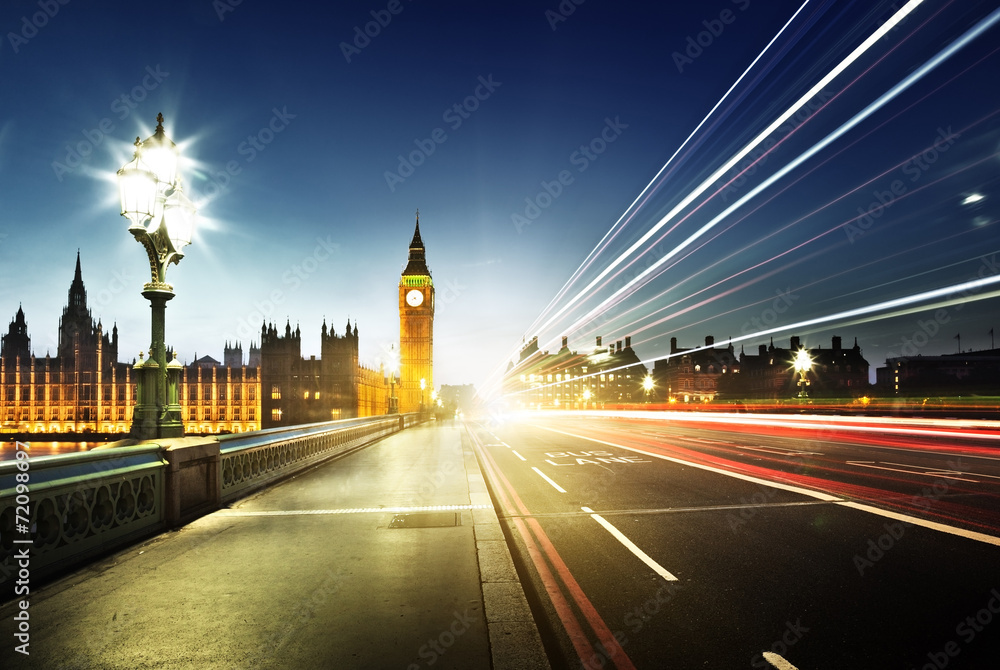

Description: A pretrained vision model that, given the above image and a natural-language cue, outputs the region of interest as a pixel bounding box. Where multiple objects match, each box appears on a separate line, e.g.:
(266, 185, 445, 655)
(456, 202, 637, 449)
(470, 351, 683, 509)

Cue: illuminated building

(504, 335, 648, 409)
(0, 254, 264, 435)
(180, 344, 261, 434)
(259, 318, 389, 428)
(3, 230, 419, 435)
(1, 253, 133, 433)
(653, 336, 739, 403)
(398, 213, 434, 413)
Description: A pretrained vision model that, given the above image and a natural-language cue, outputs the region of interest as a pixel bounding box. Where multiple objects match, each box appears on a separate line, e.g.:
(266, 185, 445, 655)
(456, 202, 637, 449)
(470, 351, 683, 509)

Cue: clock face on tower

(406, 289, 424, 307)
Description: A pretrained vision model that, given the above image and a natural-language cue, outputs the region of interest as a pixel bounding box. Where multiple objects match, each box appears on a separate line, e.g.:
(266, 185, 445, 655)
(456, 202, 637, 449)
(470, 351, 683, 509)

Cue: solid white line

(880, 460, 1000, 481)
(532, 466, 567, 493)
(763, 652, 799, 670)
(846, 461, 978, 482)
(532, 424, 1000, 546)
(837, 501, 1000, 546)
(219, 504, 493, 516)
(742, 445, 822, 456)
(582, 506, 678, 581)
(512, 450, 527, 461)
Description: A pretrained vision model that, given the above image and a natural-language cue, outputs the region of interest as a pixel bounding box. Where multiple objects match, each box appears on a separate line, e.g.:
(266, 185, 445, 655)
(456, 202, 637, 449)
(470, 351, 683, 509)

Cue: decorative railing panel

(0, 414, 417, 596)
(0, 445, 166, 594)
(218, 416, 403, 502)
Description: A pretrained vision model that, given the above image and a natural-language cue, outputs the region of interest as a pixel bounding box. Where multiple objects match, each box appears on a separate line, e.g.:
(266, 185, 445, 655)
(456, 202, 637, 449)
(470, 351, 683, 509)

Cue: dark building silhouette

(718, 335, 870, 399)
(876, 349, 1000, 395)
(259, 318, 389, 427)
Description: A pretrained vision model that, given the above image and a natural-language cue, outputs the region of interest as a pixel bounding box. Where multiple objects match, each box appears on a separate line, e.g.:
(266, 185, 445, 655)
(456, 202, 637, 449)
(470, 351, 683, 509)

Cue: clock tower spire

(399, 210, 434, 414)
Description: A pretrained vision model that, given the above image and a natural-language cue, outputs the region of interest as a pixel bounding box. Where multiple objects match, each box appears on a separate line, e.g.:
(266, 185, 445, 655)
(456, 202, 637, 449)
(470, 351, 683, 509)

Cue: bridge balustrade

(0, 413, 420, 596)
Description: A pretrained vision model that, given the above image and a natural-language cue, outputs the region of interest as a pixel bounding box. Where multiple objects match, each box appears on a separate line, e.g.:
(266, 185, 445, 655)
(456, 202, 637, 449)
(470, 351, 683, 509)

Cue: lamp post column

(118, 113, 196, 441)
(143, 287, 183, 436)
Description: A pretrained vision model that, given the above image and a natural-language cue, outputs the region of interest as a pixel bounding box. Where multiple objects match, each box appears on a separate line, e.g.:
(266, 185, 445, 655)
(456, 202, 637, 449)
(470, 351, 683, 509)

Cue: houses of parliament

(0, 218, 435, 435)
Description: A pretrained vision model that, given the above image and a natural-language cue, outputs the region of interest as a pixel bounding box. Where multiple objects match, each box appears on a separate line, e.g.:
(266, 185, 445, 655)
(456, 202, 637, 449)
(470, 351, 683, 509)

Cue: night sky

(1, 1, 998, 394)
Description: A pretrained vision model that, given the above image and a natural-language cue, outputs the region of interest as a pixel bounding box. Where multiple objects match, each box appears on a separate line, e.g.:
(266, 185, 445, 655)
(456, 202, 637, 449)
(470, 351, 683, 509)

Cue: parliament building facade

(1, 219, 435, 435)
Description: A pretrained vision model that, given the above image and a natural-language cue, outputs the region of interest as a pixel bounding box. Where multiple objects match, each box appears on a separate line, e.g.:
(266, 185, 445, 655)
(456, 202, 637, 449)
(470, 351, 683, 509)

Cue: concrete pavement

(1, 421, 550, 670)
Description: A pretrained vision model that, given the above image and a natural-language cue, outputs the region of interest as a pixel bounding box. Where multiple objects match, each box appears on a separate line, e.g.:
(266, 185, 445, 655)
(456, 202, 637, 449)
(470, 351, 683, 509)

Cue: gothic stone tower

(398, 212, 434, 413)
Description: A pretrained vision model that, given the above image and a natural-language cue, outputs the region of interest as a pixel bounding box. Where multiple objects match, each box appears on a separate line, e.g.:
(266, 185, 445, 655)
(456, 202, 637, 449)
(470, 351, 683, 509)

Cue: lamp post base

(130, 288, 184, 441)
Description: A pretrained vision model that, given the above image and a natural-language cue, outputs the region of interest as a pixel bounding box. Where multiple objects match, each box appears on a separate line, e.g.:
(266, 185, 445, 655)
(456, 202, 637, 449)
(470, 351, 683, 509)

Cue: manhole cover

(388, 512, 461, 528)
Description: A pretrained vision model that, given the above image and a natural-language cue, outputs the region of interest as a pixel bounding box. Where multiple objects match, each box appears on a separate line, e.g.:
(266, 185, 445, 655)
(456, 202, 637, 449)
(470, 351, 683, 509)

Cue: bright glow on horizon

(480, 3, 1000, 402)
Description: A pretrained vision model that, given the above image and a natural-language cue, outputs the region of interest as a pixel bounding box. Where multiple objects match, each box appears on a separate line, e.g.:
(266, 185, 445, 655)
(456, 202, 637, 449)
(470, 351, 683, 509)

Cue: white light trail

(523, 1, 815, 340)
(527, 0, 926, 342)
(556, 6, 1000, 345)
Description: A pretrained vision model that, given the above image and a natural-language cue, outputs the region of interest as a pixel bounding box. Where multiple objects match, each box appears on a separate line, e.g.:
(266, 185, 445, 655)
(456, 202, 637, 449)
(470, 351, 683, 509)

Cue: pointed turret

(66, 250, 88, 317)
(2, 304, 31, 362)
(402, 210, 431, 277)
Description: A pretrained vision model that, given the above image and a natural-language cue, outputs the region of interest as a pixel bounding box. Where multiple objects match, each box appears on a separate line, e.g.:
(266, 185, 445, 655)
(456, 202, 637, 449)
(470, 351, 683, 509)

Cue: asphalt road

(467, 412, 1000, 669)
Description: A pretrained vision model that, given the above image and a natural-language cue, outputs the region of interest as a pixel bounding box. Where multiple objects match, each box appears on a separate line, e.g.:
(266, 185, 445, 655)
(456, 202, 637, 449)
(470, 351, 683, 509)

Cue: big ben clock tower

(399, 211, 434, 414)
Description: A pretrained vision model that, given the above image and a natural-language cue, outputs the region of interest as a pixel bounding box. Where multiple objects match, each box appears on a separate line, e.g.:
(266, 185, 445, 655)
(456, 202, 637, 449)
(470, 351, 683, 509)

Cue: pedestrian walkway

(1, 421, 550, 669)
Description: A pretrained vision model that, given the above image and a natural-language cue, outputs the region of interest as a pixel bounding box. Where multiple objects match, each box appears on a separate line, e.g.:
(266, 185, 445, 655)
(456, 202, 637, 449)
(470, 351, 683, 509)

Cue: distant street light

(642, 374, 654, 403)
(793, 349, 812, 399)
(420, 377, 427, 413)
(117, 113, 196, 440)
(386, 345, 400, 414)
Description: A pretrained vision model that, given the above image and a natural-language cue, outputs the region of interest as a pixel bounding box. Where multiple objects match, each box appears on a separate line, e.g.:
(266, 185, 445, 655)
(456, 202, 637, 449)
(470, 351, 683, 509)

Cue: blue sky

(2, 1, 999, 391)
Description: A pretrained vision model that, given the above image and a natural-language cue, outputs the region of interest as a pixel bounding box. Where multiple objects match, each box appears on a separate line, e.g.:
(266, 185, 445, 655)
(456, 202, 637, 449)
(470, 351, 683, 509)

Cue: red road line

(469, 427, 598, 663)
(470, 426, 636, 670)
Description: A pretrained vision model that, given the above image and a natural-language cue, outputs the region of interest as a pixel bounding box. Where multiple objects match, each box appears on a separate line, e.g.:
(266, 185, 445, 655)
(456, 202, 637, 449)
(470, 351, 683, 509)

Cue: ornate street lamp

(642, 374, 654, 403)
(793, 349, 812, 399)
(117, 113, 197, 439)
